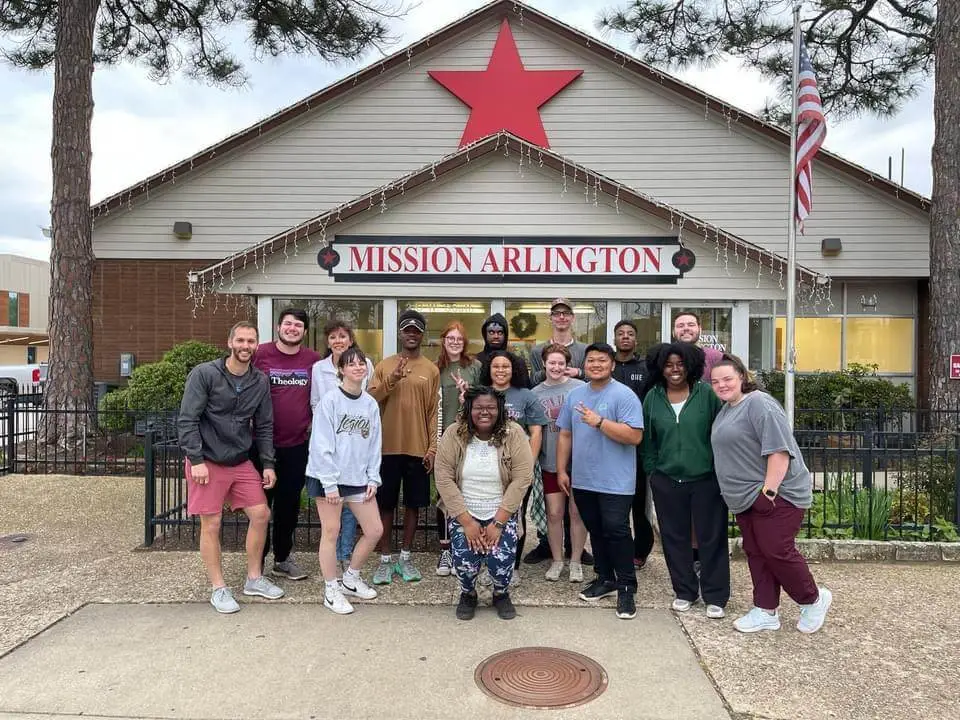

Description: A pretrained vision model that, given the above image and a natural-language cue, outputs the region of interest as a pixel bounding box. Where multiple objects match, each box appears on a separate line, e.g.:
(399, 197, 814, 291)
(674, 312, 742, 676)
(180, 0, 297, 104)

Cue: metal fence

(1, 388, 957, 547)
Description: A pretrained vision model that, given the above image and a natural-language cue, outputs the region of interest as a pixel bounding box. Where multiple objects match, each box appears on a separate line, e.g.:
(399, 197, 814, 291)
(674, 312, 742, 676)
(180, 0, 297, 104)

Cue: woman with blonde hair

(434, 321, 482, 576)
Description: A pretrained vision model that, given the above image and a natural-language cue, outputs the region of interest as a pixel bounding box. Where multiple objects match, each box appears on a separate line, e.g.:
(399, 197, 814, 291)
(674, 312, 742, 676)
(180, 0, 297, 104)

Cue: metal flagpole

(785, 4, 802, 428)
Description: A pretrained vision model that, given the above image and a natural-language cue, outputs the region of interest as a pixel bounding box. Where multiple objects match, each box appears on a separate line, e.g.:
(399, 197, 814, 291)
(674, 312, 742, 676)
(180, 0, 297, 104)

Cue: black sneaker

(456, 592, 478, 620)
(523, 542, 552, 565)
(616, 591, 637, 620)
(578, 579, 617, 601)
(493, 592, 517, 620)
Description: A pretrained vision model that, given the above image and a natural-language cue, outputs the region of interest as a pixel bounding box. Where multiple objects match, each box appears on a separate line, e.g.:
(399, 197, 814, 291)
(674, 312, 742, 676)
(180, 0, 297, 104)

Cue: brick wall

(93, 259, 253, 382)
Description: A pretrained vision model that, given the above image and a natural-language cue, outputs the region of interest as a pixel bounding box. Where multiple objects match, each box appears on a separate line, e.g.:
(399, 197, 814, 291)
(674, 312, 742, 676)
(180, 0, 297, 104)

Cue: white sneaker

(733, 607, 781, 633)
(568, 561, 584, 583)
(340, 573, 378, 600)
(324, 584, 354, 615)
(706, 604, 725, 619)
(797, 587, 833, 634)
(672, 598, 693, 612)
(545, 561, 563, 581)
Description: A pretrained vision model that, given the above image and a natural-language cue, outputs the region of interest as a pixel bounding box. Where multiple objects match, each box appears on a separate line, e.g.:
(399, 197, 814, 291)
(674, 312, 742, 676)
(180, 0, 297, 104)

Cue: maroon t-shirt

(253, 343, 322, 448)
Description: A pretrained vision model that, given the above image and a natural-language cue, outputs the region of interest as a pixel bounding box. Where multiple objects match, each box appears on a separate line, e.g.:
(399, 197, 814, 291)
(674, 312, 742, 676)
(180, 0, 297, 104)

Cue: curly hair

(479, 350, 528, 389)
(648, 342, 706, 391)
(711, 353, 760, 393)
(456, 385, 508, 446)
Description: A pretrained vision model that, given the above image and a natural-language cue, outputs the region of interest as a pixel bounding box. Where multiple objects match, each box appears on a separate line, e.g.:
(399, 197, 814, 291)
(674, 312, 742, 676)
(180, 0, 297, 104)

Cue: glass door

(668, 305, 733, 353)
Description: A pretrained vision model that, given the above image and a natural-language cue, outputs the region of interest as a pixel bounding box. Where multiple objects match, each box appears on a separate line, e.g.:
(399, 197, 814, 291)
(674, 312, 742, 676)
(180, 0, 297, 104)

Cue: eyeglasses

(551, 310, 573, 317)
(444, 337, 465, 344)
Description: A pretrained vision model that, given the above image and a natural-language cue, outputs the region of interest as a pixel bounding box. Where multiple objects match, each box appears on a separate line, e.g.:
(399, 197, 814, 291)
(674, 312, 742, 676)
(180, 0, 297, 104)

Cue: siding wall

(91, 17, 929, 278)
(227, 156, 788, 301)
(0, 255, 49, 329)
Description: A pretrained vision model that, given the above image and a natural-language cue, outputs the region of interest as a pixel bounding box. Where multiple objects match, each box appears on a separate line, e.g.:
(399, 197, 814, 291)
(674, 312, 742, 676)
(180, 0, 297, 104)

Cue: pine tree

(602, 0, 957, 421)
(0, 0, 402, 444)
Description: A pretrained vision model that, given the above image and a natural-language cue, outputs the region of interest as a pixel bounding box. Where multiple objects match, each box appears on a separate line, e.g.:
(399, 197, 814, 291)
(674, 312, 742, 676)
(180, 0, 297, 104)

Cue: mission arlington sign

(317, 236, 697, 284)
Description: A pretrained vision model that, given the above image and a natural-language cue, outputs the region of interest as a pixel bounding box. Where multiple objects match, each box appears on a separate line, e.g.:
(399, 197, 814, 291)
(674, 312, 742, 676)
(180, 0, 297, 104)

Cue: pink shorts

(185, 459, 267, 516)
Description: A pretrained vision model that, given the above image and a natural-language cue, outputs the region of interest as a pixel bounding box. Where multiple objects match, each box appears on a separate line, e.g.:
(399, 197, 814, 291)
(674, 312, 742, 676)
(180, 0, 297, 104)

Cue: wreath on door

(510, 313, 538, 339)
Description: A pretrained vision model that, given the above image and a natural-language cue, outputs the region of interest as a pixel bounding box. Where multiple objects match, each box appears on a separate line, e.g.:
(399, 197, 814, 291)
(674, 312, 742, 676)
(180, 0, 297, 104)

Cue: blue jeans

(449, 515, 519, 595)
(336, 504, 357, 562)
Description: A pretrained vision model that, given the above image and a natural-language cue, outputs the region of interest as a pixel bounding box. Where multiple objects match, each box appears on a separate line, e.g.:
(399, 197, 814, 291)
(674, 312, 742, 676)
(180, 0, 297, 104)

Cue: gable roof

(91, 0, 930, 221)
(189, 130, 823, 293)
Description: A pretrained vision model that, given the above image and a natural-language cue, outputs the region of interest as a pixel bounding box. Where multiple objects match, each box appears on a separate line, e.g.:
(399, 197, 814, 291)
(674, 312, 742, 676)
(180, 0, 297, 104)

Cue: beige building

(0, 254, 49, 366)
(89, 1, 931, 397)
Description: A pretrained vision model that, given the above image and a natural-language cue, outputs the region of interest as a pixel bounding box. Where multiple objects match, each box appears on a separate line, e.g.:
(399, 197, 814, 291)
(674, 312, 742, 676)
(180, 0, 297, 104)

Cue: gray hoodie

(177, 358, 275, 469)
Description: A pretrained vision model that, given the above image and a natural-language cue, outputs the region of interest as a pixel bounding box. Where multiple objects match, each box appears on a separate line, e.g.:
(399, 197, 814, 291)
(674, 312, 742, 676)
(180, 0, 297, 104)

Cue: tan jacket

(434, 420, 534, 519)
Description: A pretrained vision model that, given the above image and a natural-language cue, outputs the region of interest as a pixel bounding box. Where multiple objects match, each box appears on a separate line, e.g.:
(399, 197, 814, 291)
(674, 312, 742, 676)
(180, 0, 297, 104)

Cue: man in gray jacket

(178, 320, 284, 614)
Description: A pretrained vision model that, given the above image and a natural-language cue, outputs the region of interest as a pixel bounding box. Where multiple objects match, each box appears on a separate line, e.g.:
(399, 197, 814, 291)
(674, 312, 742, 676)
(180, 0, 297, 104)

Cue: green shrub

(896, 450, 957, 521)
(96, 340, 224, 424)
(757, 363, 913, 430)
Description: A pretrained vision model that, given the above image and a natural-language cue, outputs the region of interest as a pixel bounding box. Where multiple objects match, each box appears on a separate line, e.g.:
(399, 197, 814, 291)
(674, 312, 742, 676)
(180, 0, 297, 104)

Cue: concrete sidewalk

(0, 603, 726, 720)
(2, 473, 959, 720)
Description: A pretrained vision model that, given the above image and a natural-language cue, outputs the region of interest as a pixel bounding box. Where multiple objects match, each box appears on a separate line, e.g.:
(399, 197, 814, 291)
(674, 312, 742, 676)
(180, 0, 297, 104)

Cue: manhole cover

(0, 534, 30, 549)
(475, 646, 607, 709)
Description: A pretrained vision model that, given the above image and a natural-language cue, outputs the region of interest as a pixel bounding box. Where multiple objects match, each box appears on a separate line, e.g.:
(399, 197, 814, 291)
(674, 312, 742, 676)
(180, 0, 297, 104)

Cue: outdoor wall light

(173, 221, 193, 240)
(821, 237, 842, 256)
(859, 294, 878, 311)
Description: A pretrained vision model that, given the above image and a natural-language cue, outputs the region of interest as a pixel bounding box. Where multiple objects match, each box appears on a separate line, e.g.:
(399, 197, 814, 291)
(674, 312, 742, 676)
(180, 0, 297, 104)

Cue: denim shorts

(305, 476, 367, 502)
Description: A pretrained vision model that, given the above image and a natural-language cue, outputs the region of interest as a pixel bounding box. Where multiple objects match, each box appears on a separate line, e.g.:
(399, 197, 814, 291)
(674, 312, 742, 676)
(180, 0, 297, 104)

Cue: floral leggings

(448, 514, 520, 595)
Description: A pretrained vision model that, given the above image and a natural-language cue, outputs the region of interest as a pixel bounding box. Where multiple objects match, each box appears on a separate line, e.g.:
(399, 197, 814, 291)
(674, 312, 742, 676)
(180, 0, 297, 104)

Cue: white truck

(0, 364, 47, 401)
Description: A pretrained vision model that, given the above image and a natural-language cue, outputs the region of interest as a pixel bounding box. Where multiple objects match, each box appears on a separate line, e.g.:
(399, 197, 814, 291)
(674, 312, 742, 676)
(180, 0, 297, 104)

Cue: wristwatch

(762, 486, 777, 500)
(596, 417, 604, 430)
(494, 520, 506, 530)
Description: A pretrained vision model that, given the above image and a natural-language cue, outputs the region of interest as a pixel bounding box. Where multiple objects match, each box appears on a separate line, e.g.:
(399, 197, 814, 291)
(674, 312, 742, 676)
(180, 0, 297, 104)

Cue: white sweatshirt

(306, 387, 382, 493)
(310, 356, 375, 411)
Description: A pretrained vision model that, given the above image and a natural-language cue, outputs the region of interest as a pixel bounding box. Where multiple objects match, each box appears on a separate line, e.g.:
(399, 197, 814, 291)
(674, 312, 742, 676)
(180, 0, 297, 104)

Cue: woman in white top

(434, 386, 534, 621)
(305, 347, 384, 615)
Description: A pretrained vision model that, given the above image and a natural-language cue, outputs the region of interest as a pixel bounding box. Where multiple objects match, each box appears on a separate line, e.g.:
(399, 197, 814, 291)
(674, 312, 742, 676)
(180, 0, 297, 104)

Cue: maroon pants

(736, 495, 818, 610)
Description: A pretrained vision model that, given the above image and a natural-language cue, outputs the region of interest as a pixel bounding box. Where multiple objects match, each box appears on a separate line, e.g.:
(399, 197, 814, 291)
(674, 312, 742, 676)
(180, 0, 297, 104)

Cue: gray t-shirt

(710, 391, 812, 514)
(532, 379, 585, 472)
(529, 340, 587, 385)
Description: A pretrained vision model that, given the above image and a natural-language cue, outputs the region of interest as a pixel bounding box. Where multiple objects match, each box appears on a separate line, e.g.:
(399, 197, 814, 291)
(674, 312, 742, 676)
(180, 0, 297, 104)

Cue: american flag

(795, 38, 826, 232)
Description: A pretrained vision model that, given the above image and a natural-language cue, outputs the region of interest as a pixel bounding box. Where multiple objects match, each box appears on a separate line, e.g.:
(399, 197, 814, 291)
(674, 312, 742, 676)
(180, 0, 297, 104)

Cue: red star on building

(429, 20, 582, 148)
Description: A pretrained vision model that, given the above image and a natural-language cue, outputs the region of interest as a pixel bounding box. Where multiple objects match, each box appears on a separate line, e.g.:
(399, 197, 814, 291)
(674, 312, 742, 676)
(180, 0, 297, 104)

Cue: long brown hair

(437, 320, 474, 371)
(711, 353, 760, 393)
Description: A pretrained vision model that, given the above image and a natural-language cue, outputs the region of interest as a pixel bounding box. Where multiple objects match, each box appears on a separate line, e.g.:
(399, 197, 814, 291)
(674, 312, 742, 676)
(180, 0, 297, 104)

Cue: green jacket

(641, 382, 722, 481)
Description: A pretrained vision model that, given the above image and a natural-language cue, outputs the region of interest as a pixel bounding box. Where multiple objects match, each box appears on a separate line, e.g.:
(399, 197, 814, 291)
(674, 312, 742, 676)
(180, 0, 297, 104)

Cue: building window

(8, 292, 17, 327)
(272, 298, 383, 364)
(845, 317, 914, 374)
(505, 300, 606, 359)
(620, 302, 663, 351)
(398, 300, 491, 362)
(672, 306, 732, 352)
(775, 317, 843, 372)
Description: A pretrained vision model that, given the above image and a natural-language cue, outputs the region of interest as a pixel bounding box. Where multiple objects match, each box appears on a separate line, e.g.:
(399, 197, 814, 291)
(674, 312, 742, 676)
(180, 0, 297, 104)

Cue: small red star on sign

(429, 20, 582, 148)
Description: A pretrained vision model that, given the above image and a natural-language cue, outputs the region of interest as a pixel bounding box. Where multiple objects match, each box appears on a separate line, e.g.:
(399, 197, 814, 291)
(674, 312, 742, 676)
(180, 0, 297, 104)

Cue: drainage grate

(0, 534, 30, 550)
(475, 646, 608, 709)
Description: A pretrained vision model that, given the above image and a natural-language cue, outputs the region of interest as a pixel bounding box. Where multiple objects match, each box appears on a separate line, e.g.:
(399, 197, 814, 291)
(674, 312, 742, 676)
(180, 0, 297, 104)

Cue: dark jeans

(573, 488, 636, 593)
(252, 442, 308, 564)
(736, 496, 818, 609)
(650, 472, 730, 607)
(632, 465, 655, 561)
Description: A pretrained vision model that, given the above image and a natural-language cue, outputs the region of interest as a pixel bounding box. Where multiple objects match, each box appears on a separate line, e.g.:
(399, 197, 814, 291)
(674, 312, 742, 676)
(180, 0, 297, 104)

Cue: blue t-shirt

(557, 379, 644, 495)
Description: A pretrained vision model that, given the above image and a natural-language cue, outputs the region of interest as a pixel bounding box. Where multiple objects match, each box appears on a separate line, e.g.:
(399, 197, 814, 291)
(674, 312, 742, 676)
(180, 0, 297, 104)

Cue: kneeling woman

(306, 347, 384, 615)
(434, 386, 534, 620)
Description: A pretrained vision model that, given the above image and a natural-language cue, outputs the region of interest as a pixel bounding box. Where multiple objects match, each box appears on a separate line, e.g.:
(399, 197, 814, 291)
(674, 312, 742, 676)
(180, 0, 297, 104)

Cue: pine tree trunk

(42, 0, 100, 445)
(929, 0, 960, 428)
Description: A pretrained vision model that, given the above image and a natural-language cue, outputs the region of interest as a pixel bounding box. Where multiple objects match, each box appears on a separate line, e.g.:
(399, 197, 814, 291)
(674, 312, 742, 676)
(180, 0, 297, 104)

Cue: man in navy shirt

(557, 343, 644, 620)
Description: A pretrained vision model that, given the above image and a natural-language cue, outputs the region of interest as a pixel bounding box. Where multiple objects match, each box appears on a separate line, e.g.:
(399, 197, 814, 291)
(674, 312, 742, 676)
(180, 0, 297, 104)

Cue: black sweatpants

(252, 442, 308, 564)
(649, 472, 730, 607)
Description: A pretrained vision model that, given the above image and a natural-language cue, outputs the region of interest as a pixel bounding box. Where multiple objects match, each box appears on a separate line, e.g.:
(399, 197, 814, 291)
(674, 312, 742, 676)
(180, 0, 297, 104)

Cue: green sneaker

(372, 558, 395, 585)
(395, 556, 422, 582)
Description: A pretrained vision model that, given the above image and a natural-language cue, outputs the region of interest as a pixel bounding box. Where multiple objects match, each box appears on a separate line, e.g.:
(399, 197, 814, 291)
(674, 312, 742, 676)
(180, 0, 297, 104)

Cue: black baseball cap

(398, 309, 426, 333)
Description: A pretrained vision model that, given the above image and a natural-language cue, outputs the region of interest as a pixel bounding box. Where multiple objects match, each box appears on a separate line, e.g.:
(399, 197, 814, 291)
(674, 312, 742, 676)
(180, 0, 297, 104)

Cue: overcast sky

(0, 0, 933, 262)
